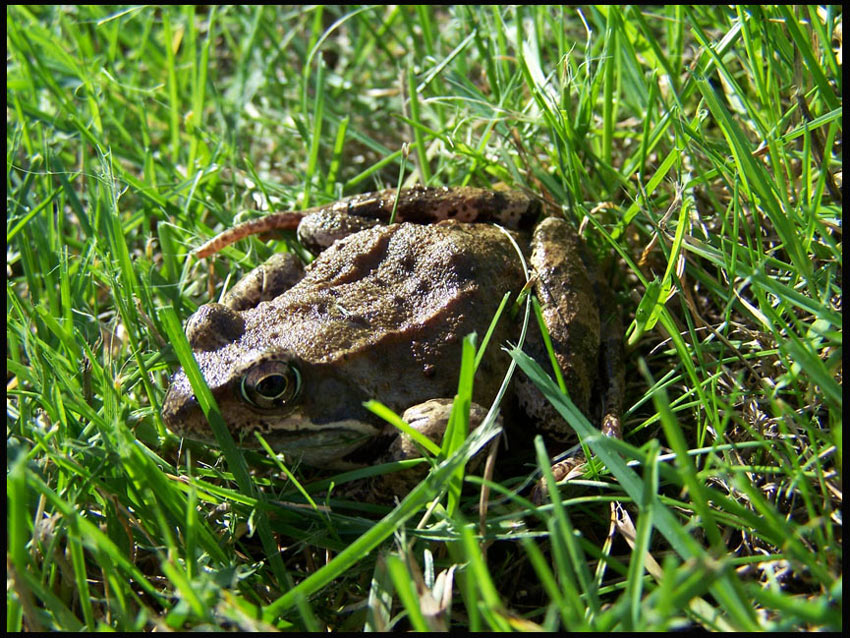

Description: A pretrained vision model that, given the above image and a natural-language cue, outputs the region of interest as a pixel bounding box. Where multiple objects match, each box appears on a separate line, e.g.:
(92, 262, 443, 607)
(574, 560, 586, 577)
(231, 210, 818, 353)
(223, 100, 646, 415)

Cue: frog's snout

(161, 373, 198, 432)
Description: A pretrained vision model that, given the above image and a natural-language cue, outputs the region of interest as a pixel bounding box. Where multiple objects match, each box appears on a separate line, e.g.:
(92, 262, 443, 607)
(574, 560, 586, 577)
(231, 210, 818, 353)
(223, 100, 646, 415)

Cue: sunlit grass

(7, 4, 841, 631)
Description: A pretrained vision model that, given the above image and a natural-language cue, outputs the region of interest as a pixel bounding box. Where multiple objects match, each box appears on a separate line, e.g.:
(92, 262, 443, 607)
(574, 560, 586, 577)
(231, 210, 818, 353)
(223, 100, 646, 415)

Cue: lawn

(6, 5, 842, 631)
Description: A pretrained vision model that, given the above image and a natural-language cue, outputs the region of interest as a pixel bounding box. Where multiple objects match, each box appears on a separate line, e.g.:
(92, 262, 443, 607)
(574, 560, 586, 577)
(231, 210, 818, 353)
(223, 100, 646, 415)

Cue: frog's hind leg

(536, 264, 625, 495)
(296, 186, 543, 252)
(195, 187, 543, 258)
(515, 216, 601, 436)
(518, 217, 625, 500)
(222, 252, 306, 311)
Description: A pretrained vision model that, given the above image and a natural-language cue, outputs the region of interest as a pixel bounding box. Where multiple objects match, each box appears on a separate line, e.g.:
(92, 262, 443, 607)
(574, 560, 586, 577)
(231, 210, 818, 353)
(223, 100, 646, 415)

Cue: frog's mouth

(234, 414, 383, 467)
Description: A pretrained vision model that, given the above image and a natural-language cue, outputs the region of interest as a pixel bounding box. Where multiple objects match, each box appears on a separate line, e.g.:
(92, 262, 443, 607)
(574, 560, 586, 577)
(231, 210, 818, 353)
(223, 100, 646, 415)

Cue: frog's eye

(240, 360, 301, 410)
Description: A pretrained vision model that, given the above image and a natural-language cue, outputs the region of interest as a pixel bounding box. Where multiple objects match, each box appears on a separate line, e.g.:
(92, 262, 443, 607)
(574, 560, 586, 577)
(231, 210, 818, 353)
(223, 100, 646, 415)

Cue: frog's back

(246, 222, 523, 407)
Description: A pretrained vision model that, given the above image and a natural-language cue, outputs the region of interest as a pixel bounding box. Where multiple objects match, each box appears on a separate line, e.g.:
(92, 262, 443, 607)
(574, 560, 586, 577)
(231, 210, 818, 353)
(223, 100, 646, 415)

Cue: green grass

(6, 5, 842, 631)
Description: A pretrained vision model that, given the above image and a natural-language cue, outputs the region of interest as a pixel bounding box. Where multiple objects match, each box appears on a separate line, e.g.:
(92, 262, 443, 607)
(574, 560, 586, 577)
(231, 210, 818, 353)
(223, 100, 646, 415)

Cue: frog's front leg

(381, 399, 486, 462)
(368, 399, 492, 500)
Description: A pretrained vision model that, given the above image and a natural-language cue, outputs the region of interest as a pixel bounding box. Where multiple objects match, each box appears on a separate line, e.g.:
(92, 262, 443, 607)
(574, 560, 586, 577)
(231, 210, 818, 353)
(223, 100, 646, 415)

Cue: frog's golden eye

(240, 360, 301, 410)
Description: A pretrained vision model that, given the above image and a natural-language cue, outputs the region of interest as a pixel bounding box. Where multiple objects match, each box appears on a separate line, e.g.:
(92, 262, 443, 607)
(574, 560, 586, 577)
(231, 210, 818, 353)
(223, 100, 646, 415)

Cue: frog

(162, 186, 624, 495)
